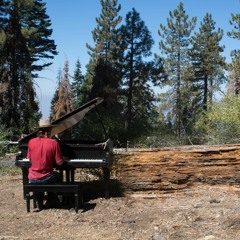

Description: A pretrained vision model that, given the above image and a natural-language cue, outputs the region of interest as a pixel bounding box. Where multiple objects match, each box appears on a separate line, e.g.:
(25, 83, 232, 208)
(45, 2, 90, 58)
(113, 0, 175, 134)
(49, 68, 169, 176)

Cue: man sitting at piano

(27, 119, 63, 210)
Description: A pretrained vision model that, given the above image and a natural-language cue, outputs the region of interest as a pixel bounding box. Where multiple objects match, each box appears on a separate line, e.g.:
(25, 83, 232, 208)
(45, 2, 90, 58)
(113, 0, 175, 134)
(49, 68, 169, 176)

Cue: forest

(0, 0, 240, 152)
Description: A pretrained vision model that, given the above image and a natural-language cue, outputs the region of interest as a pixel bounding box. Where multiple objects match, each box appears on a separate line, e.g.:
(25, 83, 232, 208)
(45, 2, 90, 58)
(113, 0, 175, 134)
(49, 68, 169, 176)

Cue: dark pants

(29, 171, 61, 184)
(29, 172, 61, 209)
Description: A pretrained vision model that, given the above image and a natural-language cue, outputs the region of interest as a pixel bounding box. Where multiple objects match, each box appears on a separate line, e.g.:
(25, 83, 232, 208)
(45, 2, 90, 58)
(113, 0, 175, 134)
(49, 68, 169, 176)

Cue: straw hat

(36, 119, 55, 128)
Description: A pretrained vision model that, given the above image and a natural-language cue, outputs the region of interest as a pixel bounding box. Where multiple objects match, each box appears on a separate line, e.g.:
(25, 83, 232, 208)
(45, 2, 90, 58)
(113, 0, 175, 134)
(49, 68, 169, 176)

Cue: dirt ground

(1, 154, 240, 240)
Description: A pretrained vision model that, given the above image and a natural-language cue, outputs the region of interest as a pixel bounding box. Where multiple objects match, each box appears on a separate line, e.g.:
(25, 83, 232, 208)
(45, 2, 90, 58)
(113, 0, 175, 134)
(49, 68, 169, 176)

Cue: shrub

(194, 95, 240, 145)
(0, 126, 14, 157)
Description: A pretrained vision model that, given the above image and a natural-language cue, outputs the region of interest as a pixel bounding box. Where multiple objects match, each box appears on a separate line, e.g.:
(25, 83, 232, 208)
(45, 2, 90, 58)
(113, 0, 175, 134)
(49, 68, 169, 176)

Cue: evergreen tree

(71, 59, 85, 108)
(120, 8, 156, 133)
(190, 13, 225, 112)
(83, 0, 125, 142)
(157, 2, 197, 137)
(0, 0, 8, 53)
(227, 13, 240, 95)
(0, 0, 57, 133)
(49, 67, 62, 119)
(86, 0, 122, 65)
(21, 0, 57, 74)
(228, 13, 240, 56)
(0, 0, 7, 23)
(227, 55, 240, 95)
(85, 0, 122, 104)
(0, 0, 10, 130)
(51, 60, 74, 121)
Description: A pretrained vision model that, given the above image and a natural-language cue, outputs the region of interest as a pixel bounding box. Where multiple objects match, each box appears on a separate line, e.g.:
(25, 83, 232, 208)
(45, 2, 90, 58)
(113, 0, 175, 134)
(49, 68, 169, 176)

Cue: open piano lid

(51, 97, 103, 136)
(19, 97, 104, 143)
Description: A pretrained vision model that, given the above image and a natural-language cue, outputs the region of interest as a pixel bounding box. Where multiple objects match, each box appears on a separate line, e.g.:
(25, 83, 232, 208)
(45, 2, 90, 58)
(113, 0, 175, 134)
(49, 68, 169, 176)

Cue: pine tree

(228, 13, 240, 56)
(157, 2, 197, 137)
(0, 1, 10, 129)
(51, 60, 74, 121)
(1, 0, 29, 130)
(85, 0, 122, 104)
(86, 0, 122, 65)
(227, 55, 240, 95)
(49, 67, 62, 119)
(71, 59, 85, 108)
(227, 13, 240, 95)
(120, 8, 156, 133)
(0, 0, 7, 53)
(190, 13, 226, 111)
(83, 0, 125, 141)
(21, 0, 57, 74)
(0, 0, 57, 133)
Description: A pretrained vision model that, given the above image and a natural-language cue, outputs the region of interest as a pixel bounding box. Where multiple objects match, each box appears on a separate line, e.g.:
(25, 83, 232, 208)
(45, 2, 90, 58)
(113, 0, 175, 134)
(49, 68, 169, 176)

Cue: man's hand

(57, 159, 64, 166)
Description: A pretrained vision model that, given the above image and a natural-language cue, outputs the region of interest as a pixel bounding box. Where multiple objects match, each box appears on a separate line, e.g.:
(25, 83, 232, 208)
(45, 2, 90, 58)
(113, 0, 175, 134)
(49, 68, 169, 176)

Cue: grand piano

(15, 97, 113, 198)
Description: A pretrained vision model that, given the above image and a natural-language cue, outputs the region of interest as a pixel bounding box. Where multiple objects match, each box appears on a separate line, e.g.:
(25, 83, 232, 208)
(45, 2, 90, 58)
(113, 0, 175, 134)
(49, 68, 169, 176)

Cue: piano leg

(103, 167, 110, 199)
(60, 170, 63, 182)
(74, 193, 78, 213)
(71, 170, 75, 182)
(66, 170, 70, 182)
(22, 168, 29, 199)
(26, 193, 30, 212)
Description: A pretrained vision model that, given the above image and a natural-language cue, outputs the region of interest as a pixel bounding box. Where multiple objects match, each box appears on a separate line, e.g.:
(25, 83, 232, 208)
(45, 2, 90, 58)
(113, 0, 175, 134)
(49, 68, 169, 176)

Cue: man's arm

(55, 142, 64, 166)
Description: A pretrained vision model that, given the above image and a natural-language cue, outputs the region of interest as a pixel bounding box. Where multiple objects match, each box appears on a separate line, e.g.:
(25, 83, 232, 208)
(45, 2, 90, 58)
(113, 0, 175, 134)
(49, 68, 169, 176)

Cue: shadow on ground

(40, 179, 125, 212)
(80, 179, 125, 201)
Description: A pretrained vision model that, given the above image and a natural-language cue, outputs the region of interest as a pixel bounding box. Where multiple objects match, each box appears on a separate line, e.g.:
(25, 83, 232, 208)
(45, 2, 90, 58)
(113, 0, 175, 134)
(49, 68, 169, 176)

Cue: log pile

(113, 144, 240, 193)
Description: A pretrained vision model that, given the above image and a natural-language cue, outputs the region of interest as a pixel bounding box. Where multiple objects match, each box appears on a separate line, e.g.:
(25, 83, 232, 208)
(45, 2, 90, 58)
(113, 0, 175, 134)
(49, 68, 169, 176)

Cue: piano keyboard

(18, 158, 104, 163)
(19, 158, 30, 162)
(68, 159, 103, 163)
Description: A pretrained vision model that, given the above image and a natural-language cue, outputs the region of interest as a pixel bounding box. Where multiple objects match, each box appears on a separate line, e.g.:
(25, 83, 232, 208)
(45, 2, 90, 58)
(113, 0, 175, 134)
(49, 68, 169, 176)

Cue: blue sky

(37, 0, 240, 118)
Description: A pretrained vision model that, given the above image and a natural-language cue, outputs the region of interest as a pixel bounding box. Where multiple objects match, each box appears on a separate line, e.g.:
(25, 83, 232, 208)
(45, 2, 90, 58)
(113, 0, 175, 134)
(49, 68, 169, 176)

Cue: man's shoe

(36, 199, 43, 211)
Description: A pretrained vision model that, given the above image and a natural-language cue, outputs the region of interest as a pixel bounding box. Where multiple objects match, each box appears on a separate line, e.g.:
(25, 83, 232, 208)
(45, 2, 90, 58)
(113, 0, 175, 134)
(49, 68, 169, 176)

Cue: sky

(37, 0, 240, 118)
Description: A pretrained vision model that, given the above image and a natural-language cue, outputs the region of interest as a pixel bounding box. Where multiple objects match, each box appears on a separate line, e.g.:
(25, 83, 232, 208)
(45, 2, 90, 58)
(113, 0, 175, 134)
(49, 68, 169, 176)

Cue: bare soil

(1, 149, 240, 240)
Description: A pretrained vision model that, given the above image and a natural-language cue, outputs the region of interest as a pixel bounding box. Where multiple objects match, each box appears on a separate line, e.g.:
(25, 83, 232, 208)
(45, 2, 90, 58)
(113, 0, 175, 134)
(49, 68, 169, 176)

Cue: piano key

(68, 159, 103, 162)
(19, 158, 30, 162)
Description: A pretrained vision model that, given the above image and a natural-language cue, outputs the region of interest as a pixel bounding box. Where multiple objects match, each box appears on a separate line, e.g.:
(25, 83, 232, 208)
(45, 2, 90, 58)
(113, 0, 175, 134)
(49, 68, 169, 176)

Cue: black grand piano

(15, 97, 113, 198)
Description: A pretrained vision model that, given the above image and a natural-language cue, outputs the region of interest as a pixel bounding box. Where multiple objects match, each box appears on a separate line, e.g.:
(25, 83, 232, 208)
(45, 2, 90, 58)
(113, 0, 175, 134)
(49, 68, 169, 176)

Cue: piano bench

(24, 183, 82, 213)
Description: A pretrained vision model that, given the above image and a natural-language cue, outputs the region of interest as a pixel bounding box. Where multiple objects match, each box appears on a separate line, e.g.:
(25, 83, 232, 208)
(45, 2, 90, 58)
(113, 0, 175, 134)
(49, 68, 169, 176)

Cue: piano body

(15, 97, 113, 198)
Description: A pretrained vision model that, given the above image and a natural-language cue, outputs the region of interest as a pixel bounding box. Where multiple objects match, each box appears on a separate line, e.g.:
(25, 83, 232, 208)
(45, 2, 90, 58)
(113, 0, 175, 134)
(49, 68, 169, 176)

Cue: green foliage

(0, 125, 14, 157)
(120, 8, 158, 132)
(84, 0, 164, 145)
(126, 128, 192, 148)
(90, 58, 121, 109)
(72, 59, 85, 108)
(84, 0, 124, 137)
(1, 0, 239, 148)
(227, 54, 240, 95)
(195, 95, 240, 144)
(158, 2, 197, 137)
(0, 0, 57, 134)
(190, 13, 226, 113)
(20, 0, 58, 72)
(86, 0, 122, 63)
(228, 12, 240, 58)
(86, 0, 122, 79)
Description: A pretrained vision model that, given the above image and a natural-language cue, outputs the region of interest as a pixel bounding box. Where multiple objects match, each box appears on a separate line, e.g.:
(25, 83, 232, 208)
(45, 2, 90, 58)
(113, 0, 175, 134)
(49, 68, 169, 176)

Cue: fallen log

(113, 144, 240, 193)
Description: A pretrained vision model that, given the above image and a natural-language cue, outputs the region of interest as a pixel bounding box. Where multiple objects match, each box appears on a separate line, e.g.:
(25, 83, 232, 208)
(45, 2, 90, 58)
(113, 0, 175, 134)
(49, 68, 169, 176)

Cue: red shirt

(27, 136, 62, 180)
